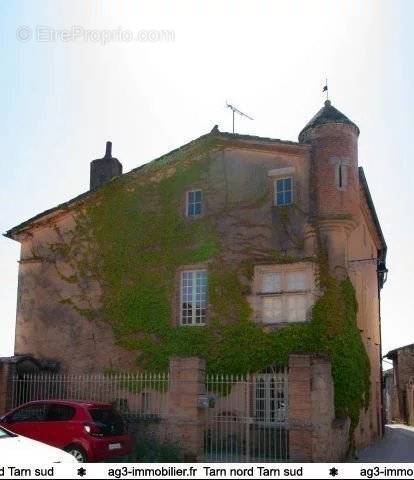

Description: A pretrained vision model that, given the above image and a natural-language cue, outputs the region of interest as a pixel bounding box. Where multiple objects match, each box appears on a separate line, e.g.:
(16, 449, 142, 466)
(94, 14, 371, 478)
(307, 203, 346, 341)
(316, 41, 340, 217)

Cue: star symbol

(77, 467, 87, 477)
(329, 467, 339, 477)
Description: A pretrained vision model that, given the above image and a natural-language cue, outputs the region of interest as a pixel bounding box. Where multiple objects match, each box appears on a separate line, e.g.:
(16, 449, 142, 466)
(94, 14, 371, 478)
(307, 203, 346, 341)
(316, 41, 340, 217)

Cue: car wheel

(65, 445, 87, 462)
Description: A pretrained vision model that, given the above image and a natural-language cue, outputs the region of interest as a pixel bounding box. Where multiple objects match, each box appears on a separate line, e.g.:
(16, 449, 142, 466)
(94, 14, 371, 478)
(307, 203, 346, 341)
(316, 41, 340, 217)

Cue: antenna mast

(226, 102, 253, 133)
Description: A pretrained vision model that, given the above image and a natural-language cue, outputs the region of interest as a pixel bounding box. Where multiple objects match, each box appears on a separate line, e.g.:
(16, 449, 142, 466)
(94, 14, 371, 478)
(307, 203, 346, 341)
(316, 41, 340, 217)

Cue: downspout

(377, 252, 388, 437)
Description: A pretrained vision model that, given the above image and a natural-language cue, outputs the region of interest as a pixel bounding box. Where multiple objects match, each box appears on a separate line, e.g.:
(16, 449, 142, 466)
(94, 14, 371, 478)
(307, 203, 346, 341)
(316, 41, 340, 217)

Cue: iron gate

(204, 366, 289, 462)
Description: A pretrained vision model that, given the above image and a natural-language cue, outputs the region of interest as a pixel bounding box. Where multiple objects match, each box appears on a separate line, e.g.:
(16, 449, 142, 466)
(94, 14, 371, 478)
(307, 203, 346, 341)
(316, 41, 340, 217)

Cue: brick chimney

(90, 141, 123, 190)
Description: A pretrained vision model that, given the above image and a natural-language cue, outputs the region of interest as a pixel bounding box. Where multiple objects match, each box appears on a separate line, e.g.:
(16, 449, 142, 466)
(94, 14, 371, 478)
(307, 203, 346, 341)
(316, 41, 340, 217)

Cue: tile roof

(299, 100, 359, 141)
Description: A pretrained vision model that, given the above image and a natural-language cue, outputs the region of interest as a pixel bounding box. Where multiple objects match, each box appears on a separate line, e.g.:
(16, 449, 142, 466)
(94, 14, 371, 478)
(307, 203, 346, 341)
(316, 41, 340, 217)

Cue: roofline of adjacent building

(3, 128, 308, 240)
(385, 343, 414, 359)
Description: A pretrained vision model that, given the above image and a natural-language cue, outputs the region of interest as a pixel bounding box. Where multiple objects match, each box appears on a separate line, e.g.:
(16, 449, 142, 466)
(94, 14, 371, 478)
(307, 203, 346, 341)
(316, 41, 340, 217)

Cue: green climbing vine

(48, 136, 370, 430)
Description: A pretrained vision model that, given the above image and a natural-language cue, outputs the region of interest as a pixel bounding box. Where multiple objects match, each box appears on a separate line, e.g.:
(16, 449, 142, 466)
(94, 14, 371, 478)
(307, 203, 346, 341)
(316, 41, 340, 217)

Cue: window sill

(260, 320, 309, 327)
(273, 203, 294, 208)
(185, 214, 204, 220)
(179, 323, 206, 327)
(257, 290, 309, 296)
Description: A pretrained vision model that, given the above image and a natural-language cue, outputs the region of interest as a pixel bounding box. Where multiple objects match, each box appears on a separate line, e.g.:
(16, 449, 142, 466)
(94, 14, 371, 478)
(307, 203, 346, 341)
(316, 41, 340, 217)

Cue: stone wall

(406, 383, 414, 427)
(12, 143, 310, 373)
(389, 345, 414, 424)
(396, 346, 414, 392)
(7, 128, 384, 453)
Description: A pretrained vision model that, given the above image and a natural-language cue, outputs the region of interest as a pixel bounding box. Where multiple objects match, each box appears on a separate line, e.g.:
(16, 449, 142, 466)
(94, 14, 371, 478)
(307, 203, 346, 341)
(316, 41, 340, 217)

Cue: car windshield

(88, 408, 125, 436)
(0, 427, 13, 439)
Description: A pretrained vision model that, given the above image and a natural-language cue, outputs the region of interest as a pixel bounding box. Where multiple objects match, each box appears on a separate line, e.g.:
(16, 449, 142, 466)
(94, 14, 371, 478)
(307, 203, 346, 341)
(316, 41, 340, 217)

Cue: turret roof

(299, 100, 359, 141)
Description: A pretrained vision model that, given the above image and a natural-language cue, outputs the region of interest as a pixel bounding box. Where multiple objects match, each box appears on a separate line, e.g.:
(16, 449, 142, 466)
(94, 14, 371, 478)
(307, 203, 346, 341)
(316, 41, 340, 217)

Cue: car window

(47, 404, 75, 421)
(88, 408, 124, 436)
(10, 404, 48, 422)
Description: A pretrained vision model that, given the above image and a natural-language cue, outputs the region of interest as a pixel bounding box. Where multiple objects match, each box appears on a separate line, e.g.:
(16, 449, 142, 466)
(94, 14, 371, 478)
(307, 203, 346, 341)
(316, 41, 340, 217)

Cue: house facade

(4, 100, 387, 451)
(385, 344, 414, 425)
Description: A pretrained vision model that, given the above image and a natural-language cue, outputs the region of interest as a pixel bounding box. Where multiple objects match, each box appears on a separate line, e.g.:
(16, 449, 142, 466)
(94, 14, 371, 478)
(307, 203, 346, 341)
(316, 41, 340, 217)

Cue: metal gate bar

(204, 367, 289, 462)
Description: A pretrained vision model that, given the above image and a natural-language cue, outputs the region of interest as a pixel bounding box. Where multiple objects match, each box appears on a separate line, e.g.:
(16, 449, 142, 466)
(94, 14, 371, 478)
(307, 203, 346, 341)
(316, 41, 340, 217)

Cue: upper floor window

(275, 178, 293, 206)
(255, 265, 312, 324)
(181, 269, 207, 325)
(187, 190, 202, 217)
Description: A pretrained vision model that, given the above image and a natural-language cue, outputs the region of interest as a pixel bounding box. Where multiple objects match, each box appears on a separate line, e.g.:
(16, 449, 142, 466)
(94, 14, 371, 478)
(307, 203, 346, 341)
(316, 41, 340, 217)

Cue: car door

(4, 403, 49, 442)
(45, 403, 77, 448)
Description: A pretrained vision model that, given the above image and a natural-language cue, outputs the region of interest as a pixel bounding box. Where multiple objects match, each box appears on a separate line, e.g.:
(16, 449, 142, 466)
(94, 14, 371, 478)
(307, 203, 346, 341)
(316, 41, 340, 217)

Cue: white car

(0, 426, 78, 463)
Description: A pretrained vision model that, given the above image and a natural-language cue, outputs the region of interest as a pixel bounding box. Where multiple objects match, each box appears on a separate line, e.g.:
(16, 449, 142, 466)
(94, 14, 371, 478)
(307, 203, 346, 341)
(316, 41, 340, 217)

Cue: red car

(0, 400, 134, 462)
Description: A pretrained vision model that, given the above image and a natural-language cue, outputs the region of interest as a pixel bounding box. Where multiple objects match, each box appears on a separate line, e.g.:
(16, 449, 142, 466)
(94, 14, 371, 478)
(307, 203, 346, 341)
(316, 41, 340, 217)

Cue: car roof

(17, 399, 113, 408)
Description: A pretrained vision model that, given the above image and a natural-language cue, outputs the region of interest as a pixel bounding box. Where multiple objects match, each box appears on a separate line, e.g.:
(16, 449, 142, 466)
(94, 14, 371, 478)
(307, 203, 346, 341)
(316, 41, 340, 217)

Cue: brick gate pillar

(289, 354, 313, 461)
(0, 362, 11, 415)
(288, 354, 350, 462)
(166, 357, 206, 461)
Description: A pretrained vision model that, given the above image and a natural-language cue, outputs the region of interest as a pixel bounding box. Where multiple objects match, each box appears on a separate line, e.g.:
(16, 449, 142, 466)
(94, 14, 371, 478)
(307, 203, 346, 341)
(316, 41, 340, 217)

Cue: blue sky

(1, 1, 413, 364)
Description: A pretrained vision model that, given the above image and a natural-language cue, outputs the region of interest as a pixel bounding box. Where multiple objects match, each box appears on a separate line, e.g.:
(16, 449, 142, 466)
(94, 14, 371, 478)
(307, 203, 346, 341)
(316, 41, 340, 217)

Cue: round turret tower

(300, 100, 360, 271)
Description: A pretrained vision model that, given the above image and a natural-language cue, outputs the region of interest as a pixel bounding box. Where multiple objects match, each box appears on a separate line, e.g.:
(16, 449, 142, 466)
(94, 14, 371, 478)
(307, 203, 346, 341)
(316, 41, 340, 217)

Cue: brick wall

(289, 354, 350, 462)
(392, 346, 414, 423)
(397, 347, 414, 390)
(165, 357, 207, 461)
(0, 363, 11, 415)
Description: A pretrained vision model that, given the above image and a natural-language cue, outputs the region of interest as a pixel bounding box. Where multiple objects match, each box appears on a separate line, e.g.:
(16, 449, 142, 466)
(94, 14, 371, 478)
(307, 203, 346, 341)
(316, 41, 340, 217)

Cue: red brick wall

(302, 123, 360, 219)
(289, 354, 350, 462)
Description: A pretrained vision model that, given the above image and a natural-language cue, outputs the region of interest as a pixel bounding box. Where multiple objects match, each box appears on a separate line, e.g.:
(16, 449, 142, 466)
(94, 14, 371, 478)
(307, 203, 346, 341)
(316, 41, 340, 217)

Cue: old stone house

(385, 344, 414, 425)
(3, 99, 387, 454)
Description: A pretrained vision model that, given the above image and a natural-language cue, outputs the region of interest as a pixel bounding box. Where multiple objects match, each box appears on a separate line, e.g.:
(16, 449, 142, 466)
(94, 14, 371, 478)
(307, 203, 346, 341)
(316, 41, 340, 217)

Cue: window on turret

(275, 178, 293, 206)
(186, 190, 203, 217)
(335, 163, 348, 190)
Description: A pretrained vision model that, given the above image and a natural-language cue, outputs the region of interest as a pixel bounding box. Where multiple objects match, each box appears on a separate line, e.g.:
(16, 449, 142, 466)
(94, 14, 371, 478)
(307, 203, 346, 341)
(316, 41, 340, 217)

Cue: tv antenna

(226, 102, 253, 133)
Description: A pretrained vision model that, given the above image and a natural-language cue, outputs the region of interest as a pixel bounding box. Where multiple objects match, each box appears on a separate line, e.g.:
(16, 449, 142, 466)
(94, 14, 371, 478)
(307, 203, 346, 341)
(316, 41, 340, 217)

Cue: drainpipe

(377, 254, 388, 437)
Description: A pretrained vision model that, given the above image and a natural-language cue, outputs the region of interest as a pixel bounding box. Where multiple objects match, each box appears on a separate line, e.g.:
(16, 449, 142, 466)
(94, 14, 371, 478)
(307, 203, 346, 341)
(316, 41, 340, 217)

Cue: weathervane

(226, 102, 253, 133)
(323, 78, 329, 101)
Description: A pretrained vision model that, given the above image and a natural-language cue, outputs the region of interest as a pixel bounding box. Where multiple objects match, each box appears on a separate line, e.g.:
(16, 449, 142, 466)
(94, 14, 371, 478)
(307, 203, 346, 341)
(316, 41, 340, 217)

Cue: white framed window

(186, 190, 202, 217)
(253, 372, 287, 424)
(258, 267, 311, 324)
(180, 270, 207, 325)
(274, 177, 293, 206)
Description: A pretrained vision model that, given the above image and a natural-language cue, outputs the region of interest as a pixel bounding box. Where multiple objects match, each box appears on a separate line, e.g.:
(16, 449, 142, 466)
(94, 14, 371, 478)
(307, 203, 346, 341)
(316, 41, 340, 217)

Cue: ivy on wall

(50, 137, 370, 430)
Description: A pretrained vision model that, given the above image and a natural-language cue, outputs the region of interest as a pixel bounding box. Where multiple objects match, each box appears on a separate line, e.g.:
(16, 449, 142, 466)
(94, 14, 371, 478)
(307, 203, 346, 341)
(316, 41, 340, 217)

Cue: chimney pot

(105, 141, 112, 158)
(90, 141, 123, 190)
